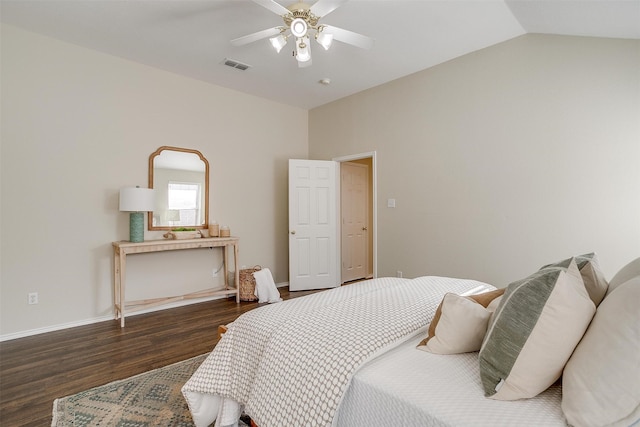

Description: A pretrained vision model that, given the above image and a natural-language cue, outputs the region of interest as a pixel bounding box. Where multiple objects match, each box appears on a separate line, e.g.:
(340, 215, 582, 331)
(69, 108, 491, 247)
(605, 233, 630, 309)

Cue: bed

(182, 254, 640, 427)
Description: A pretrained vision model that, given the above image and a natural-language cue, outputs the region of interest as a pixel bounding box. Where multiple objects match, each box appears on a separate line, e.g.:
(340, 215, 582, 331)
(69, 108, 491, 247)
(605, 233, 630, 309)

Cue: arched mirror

(148, 146, 209, 230)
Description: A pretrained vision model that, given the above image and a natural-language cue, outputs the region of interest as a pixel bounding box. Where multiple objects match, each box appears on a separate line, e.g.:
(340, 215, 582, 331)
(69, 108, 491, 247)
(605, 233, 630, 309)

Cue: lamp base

(129, 212, 145, 243)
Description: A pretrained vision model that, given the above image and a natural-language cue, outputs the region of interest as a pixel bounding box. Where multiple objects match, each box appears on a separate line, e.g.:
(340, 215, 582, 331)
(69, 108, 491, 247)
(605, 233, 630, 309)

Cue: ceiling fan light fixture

(269, 34, 287, 53)
(232, 0, 375, 68)
(316, 31, 333, 50)
(296, 37, 311, 62)
(290, 18, 308, 38)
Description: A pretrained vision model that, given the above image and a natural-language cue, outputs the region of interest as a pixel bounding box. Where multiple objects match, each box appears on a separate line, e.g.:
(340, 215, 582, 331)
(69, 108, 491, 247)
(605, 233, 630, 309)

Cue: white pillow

(562, 275, 640, 427)
(417, 289, 504, 355)
(607, 257, 640, 296)
(418, 293, 492, 354)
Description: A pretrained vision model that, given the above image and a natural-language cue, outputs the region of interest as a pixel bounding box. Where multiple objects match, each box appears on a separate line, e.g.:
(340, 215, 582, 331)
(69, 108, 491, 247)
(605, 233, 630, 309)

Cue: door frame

(332, 151, 377, 281)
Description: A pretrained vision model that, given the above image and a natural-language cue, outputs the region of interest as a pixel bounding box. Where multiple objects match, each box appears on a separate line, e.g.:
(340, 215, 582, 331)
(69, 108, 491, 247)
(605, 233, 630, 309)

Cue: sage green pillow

(478, 259, 596, 400)
(541, 252, 609, 306)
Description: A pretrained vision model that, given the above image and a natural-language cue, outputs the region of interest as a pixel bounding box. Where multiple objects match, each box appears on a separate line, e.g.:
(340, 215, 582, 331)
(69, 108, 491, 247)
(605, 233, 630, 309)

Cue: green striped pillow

(540, 252, 609, 306)
(478, 259, 596, 400)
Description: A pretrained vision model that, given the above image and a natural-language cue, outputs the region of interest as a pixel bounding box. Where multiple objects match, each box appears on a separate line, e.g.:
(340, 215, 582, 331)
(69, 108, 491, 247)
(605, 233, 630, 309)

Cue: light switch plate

(387, 198, 396, 208)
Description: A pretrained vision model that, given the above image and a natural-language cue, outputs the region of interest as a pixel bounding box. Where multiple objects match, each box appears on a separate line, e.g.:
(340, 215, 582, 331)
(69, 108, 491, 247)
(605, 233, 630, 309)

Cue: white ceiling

(1, 0, 639, 110)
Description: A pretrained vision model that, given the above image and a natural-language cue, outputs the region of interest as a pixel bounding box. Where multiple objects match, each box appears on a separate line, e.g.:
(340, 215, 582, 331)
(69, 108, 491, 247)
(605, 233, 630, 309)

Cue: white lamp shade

(167, 209, 181, 221)
(119, 187, 155, 212)
(316, 32, 333, 50)
(270, 34, 287, 53)
(296, 37, 311, 62)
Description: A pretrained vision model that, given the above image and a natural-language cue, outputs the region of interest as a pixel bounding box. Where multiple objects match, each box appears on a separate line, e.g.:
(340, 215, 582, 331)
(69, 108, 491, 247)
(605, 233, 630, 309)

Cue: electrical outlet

(396, 271, 403, 278)
(28, 292, 38, 305)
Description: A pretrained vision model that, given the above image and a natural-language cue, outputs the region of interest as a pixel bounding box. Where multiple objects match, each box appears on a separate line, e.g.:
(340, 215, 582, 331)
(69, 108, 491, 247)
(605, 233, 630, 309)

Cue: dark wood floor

(0, 287, 320, 426)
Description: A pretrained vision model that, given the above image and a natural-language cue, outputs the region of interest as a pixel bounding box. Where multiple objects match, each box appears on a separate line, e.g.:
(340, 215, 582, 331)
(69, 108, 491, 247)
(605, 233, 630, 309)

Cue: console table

(112, 237, 239, 327)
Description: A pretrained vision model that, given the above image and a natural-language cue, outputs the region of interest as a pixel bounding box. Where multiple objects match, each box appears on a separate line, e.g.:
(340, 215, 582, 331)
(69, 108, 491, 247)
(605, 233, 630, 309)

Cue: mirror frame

(148, 146, 209, 231)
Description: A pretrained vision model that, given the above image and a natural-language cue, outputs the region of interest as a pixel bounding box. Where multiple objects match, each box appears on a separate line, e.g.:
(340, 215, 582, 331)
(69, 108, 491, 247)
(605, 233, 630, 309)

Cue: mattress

(183, 276, 495, 427)
(335, 329, 567, 427)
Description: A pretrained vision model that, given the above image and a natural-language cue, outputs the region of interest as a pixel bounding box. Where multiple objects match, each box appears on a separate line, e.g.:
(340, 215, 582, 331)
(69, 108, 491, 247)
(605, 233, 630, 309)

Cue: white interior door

(341, 162, 369, 283)
(288, 159, 339, 291)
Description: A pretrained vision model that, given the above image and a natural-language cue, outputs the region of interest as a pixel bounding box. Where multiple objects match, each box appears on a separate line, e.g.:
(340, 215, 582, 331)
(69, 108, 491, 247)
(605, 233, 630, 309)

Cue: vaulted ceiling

(2, 0, 639, 109)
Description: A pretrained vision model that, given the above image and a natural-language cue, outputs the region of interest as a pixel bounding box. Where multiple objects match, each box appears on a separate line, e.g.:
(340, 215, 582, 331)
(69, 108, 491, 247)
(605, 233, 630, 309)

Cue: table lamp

(119, 186, 155, 243)
(167, 209, 181, 226)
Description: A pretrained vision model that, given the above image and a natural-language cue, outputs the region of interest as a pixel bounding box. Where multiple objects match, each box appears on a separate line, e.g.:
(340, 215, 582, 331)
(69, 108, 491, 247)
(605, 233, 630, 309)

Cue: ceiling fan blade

(251, 0, 291, 16)
(231, 27, 282, 46)
(322, 25, 374, 50)
(310, 0, 349, 17)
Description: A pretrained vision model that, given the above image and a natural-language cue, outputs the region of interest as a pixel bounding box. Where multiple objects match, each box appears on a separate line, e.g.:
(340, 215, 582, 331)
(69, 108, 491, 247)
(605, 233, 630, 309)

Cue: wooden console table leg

(234, 242, 240, 303)
(114, 247, 121, 321)
(223, 246, 229, 290)
(119, 250, 127, 327)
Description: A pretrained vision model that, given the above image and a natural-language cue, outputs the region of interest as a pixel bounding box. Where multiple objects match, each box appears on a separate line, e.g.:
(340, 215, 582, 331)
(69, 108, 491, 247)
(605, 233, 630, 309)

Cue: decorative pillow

(541, 252, 608, 306)
(606, 256, 640, 296)
(417, 289, 504, 354)
(478, 259, 596, 400)
(562, 275, 640, 427)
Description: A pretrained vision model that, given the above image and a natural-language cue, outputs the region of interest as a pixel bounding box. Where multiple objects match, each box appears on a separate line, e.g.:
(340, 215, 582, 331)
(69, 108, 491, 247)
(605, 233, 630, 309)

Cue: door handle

(290, 230, 296, 235)
(362, 226, 368, 231)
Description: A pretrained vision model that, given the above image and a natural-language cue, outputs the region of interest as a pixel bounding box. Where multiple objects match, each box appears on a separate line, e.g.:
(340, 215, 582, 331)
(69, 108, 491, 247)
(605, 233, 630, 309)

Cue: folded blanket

(253, 268, 282, 303)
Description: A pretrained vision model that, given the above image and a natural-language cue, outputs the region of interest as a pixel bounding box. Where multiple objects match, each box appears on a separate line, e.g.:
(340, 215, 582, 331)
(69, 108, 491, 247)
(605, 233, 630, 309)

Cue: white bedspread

(335, 330, 567, 426)
(182, 276, 494, 427)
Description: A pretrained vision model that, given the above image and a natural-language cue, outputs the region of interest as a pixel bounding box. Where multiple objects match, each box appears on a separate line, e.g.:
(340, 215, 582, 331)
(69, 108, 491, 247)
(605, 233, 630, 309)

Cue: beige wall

(310, 34, 640, 287)
(0, 24, 308, 338)
(3, 28, 639, 339)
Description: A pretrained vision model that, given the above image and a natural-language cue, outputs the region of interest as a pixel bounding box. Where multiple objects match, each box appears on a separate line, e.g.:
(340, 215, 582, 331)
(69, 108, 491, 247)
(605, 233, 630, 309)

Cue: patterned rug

(52, 353, 245, 427)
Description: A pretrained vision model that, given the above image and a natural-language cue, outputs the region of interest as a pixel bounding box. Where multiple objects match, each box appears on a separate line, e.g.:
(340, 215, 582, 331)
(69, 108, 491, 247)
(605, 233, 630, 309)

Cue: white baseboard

(1, 281, 290, 342)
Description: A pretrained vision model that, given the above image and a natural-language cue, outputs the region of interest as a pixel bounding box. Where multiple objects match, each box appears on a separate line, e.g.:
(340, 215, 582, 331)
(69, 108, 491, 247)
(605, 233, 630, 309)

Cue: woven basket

(239, 265, 261, 301)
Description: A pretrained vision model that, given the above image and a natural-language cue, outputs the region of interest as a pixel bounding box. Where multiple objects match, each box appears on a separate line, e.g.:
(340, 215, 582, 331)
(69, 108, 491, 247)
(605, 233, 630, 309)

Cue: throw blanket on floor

(182, 276, 493, 427)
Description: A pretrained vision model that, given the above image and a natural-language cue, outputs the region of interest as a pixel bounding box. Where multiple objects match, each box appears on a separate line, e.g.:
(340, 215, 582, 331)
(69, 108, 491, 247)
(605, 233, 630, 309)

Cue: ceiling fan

(231, 0, 374, 67)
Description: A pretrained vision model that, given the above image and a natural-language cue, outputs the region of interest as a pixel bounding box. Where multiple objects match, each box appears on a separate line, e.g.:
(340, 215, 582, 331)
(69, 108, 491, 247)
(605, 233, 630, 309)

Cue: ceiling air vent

(223, 58, 251, 71)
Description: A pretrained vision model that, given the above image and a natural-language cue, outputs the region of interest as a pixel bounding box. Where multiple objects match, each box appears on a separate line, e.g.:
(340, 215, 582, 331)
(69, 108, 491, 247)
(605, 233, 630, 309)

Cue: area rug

(52, 353, 246, 427)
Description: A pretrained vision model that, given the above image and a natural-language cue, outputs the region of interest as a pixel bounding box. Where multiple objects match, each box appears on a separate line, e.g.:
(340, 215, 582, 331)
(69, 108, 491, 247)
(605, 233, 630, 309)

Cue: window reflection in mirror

(148, 146, 209, 230)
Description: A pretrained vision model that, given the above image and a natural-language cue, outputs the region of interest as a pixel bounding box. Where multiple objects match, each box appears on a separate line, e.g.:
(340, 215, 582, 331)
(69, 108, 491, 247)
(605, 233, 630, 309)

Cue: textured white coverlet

(182, 276, 494, 427)
(335, 332, 566, 426)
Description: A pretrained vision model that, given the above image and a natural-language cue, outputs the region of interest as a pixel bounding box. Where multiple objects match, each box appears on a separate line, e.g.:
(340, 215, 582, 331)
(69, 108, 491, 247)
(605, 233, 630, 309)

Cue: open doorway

(287, 153, 376, 290)
(334, 152, 376, 283)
